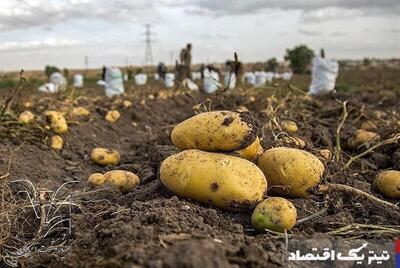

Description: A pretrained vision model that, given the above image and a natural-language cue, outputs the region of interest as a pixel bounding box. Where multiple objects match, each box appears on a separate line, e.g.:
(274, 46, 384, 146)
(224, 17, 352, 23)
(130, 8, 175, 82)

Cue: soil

(1, 66, 400, 268)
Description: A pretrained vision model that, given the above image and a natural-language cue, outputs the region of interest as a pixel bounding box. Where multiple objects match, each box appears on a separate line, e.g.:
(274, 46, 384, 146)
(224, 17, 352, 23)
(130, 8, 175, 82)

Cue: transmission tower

(144, 24, 154, 66)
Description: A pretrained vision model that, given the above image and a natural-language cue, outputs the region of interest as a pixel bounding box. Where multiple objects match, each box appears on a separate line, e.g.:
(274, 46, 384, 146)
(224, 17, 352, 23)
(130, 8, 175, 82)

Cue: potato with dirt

(88, 173, 106, 187)
(257, 147, 324, 197)
(44, 110, 68, 134)
(105, 110, 121, 123)
(236, 137, 263, 161)
(251, 197, 297, 232)
(160, 149, 267, 210)
(50, 135, 64, 150)
(18, 111, 35, 124)
(348, 129, 379, 148)
(281, 120, 298, 133)
(374, 170, 400, 198)
(104, 170, 140, 194)
(91, 148, 120, 166)
(171, 111, 259, 152)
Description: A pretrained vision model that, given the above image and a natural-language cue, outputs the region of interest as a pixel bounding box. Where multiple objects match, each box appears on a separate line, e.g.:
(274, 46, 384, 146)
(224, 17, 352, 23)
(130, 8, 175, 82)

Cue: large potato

(258, 147, 324, 197)
(237, 137, 263, 161)
(91, 148, 120, 166)
(251, 197, 297, 232)
(171, 111, 259, 152)
(160, 149, 267, 210)
(374, 170, 400, 199)
(104, 170, 140, 193)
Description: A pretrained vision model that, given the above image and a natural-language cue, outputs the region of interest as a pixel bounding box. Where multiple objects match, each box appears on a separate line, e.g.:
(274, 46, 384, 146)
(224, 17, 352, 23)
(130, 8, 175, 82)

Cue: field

(1, 66, 400, 267)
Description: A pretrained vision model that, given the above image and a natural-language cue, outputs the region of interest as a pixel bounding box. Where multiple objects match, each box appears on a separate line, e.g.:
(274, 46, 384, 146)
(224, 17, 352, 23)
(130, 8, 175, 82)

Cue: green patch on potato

(251, 197, 297, 232)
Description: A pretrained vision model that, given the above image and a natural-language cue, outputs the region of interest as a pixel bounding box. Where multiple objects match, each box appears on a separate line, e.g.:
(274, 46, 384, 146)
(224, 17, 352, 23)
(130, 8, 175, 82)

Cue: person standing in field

(177, 43, 192, 81)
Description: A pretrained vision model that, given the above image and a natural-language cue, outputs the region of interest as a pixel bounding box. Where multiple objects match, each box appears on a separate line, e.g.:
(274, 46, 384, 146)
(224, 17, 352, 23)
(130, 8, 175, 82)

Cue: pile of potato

(160, 110, 326, 233)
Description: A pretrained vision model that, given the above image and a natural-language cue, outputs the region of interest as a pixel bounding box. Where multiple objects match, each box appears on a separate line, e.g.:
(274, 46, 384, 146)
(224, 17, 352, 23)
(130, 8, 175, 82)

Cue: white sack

(134, 74, 147, 85)
(223, 72, 236, 89)
(203, 69, 221, 94)
(73, 74, 84, 88)
(104, 67, 124, 97)
(309, 57, 339, 95)
(164, 73, 175, 88)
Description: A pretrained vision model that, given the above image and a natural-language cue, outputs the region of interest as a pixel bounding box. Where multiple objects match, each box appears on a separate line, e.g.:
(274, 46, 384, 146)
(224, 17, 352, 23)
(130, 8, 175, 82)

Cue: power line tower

(144, 24, 154, 66)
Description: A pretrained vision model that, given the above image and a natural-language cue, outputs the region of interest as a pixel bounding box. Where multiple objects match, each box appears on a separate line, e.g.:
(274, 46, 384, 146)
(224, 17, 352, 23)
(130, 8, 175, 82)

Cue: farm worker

(177, 43, 192, 81)
(157, 62, 167, 81)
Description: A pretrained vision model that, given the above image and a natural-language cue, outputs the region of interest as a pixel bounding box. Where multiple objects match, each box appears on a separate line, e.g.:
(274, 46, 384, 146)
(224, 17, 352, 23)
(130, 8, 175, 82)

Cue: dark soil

(1, 67, 400, 268)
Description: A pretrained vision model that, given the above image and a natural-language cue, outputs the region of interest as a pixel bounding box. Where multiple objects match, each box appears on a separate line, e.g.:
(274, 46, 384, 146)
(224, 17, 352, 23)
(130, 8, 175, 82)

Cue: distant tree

(363, 57, 371, 66)
(44, 65, 60, 78)
(284, 45, 315, 74)
(265, 58, 278, 72)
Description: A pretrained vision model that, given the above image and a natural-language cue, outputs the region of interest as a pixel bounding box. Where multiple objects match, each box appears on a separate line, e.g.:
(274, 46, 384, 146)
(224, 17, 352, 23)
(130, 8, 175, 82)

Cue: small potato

(319, 149, 332, 160)
(104, 170, 140, 193)
(105, 110, 120, 123)
(88, 173, 106, 187)
(18, 111, 35, 124)
(237, 137, 263, 162)
(237, 106, 249, 112)
(71, 107, 90, 117)
(281, 120, 298, 133)
(50, 135, 63, 150)
(91, 148, 120, 166)
(258, 147, 324, 197)
(123, 100, 133, 108)
(44, 110, 68, 133)
(251, 197, 297, 232)
(348, 129, 379, 148)
(160, 149, 267, 210)
(360, 120, 377, 131)
(374, 170, 400, 199)
(171, 111, 259, 152)
(23, 101, 33, 108)
(282, 136, 306, 148)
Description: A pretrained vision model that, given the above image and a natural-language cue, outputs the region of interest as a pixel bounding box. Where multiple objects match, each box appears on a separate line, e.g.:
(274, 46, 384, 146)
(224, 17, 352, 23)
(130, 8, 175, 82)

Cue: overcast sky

(0, 0, 399, 71)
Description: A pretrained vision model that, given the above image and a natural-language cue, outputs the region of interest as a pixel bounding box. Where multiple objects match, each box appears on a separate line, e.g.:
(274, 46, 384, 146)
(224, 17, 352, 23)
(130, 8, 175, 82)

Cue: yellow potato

(319, 149, 332, 160)
(71, 107, 90, 117)
(348, 129, 379, 148)
(91, 148, 120, 166)
(123, 100, 133, 108)
(50, 135, 63, 150)
(282, 136, 306, 148)
(18, 111, 35, 124)
(105, 110, 120, 123)
(257, 147, 324, 197)
(104, 170, 140, 193)
(374, 170, 400, 199)
(160, 149, 267, 210)
(251, 197, 297, 232)
(88, 173, 106, 187)
(360, 120, 377, 131)
(237, 137, 263, 161)
(23, 101, 33, 108)
(171, 111, 259, 151)
(281, 120, 298, 133)
(44, 111, 68, 134)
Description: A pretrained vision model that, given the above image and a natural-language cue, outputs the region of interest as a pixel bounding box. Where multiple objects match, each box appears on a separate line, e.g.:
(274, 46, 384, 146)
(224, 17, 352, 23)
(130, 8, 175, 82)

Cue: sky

(0, 0, 399, 71)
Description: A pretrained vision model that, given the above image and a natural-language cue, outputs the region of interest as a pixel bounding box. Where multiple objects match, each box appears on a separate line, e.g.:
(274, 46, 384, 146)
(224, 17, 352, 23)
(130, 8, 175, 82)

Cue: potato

(123, 100, 133, 108)
(44, 110, 68, 134)
(23, 101, 33, 108)
(50, 135, 63, 150)
(258, 147, 324, 197)
(71, 107, 90, 117)
(282, 136, 306, 148)
(171, 111, 259, 152)
(18, 111, 35, 124)
(281, 120, 298, 133)
(348, 129, 379, 148)
(360, 120, 377, 131)
(251, 197, 297, 232)
(374, 170, 400, 198)
(91, 148, 120, 166)
(237, 137, 263, 161)
(319, 149, 332, 160)
(88, 173, 106, 187)
(160, 149, 267, 210)
(105, 110, 120, 123)
(104, 170, 140, 193)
